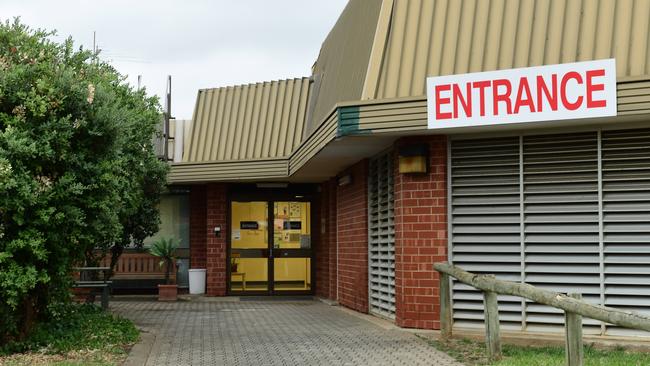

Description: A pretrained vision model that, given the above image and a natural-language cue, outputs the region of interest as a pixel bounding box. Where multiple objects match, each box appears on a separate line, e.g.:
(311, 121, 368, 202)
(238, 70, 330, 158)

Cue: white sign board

(426, 59, 617, 129)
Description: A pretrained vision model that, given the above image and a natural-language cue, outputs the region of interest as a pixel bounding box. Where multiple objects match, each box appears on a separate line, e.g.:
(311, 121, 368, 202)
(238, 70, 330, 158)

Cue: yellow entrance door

(272, 202, 311, 292)
(230, 201, 269, 292)
(229, 201, 312, 294)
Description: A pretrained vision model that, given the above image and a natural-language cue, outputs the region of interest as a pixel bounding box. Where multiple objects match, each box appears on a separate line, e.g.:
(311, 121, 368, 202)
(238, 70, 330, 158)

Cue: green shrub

(0, 303, 139, 355)
(0, 18, 167, 343)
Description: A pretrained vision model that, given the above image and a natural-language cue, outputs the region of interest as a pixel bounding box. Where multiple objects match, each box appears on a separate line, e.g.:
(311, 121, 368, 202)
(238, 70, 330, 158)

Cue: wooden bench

(73, 267, 112, 310)
(100, 252, 175, 283)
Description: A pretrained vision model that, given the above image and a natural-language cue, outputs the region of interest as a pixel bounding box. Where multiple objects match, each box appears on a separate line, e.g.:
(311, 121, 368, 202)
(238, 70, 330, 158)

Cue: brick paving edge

(122, 329, 155, 366)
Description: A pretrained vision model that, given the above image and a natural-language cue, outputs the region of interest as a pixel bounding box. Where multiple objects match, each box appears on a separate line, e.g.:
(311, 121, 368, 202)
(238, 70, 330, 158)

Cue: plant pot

(158, 284, 178, 301)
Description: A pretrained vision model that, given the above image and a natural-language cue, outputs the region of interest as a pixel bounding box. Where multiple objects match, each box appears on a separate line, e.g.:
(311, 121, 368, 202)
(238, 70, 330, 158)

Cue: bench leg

(101, 286, 109, 310)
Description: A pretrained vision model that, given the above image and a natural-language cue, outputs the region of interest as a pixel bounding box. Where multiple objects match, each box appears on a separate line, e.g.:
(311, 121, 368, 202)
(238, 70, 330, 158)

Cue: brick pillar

(190, 185, 207, 269)
(315, 182, 330, 299)
(206, 183, 228, 296)
(327, 178, 338, 301)
(315, 178, 340, 301)
(394, 135, 448, 329)
(337, 160, 369, 313)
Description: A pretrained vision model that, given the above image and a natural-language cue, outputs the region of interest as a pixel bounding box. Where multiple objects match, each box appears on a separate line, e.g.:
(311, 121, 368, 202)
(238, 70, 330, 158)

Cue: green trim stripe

(338, 106, 370, 136)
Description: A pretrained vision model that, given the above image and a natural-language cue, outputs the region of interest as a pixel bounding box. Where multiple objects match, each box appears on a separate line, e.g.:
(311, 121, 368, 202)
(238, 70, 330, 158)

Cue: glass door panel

(230, 201, 269, 292)
(273, 258, 311, 291)
(272, 202, 311, 292)
(231, 201, 268, 249)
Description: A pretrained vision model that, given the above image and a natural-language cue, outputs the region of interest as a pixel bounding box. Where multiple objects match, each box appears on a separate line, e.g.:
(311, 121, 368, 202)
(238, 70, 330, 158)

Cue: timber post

(483, 285, 502, 360)
(440, 272, 452, 339)
(565, 293, 584, 366)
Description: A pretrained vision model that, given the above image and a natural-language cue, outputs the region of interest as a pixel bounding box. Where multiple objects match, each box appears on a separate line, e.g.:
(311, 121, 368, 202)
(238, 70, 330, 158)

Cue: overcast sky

(0, 0, 349, 119)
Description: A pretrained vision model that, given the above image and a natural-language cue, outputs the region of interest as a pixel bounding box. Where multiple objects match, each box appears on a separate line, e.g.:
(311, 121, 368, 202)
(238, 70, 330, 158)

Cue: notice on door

(427, 59, 617, 129)
(240, 221, 259, 230)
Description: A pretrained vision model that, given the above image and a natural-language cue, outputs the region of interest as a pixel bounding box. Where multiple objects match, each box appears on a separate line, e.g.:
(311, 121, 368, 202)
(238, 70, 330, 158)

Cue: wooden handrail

(434, 262, 650, 366)
(435, 263, 650, 331)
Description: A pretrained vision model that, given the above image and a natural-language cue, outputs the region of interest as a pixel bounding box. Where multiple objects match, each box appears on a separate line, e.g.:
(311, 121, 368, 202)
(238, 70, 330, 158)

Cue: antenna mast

(163, 75, 172, 161)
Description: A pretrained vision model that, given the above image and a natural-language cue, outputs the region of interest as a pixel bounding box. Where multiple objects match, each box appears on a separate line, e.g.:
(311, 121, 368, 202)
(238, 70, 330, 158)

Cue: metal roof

(364, 0, 650, 100)
(168, 79, 650, 183)
(170, 0, 650, 183)
(183, 77, 311, 163)
(305, 0, 383, 137)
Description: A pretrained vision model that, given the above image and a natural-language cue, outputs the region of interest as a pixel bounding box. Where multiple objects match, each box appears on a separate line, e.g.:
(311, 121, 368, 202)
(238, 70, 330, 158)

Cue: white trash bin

(188, 269, 207, 295)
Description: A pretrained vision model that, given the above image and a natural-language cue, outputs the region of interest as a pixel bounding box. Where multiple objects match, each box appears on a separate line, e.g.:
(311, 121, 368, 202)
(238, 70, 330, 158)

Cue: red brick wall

(337, 160, 369, 313)
(190, 185, 207, 269)
(206, 183, 228, 296)
(394, 135, 448, 329)
(315, 179, 338, 300)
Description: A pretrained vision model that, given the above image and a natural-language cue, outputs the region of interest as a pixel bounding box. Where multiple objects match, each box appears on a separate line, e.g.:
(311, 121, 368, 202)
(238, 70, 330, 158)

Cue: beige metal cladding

(306, 0, 383, 137)
(368, 0, 650, 100)
(184, 77, 311, 163)
(169, 158, 288, 183)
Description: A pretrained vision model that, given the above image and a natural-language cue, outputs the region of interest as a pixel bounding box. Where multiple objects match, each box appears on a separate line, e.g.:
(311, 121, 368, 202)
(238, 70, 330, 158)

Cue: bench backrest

(100, 252, 176, 280)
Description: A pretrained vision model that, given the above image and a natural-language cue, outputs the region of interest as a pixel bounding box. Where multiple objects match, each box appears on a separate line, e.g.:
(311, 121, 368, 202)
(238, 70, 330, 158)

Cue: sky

(0, 0, 349, 119)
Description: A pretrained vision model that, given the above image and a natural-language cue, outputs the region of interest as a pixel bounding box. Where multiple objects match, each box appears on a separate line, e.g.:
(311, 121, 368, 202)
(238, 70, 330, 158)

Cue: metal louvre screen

(368, 152, 395, 319)
(450, 137, 523, 331)
(602, 129, 650, 336)
(450, 129, 650, 337)
(522, 133, 601, 334)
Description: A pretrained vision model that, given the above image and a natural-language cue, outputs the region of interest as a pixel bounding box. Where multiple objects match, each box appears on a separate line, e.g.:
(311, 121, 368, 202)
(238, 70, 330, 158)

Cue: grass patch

(0, 303, 139, 366)
(425, 336, 650, 366)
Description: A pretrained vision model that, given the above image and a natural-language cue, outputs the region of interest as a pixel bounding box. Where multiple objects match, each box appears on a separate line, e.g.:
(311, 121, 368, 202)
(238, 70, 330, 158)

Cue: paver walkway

(111, 298, 463, 366)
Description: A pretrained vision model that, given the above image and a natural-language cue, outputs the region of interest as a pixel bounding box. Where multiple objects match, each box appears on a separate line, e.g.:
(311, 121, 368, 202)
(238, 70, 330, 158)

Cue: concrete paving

(111, 297, 463, 366)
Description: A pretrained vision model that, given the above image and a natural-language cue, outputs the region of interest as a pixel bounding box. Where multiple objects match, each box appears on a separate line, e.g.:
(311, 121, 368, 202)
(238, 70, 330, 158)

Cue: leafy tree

(0, 19, 168, 343)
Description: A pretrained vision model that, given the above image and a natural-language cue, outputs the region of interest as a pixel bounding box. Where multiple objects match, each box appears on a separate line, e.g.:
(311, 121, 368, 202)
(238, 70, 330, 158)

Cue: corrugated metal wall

(184, 78, 311, 163)
(373, 0, 650, 100)
(450, 128, 650, 336)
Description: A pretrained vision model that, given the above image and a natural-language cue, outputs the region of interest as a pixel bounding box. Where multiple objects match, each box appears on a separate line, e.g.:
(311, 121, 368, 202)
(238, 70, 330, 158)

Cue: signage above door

(426, 59, 617, 129)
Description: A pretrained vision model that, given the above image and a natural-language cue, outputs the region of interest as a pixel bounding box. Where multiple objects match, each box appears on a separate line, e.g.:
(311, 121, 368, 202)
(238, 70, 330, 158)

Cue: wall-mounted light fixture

(337, 173, 353, 186)
(398, 143, 429, 174)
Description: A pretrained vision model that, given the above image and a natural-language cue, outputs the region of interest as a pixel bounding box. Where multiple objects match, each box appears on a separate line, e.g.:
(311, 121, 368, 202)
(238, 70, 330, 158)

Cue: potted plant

(149, 237, 179, 301)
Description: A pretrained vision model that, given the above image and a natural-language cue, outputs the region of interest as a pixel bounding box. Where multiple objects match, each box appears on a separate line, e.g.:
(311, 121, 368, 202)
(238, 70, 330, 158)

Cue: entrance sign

(427, 59, 617, 129)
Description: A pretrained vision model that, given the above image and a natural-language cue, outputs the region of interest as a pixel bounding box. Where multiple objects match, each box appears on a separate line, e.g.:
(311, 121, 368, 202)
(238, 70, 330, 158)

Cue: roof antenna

(163, 75, 172, 161)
